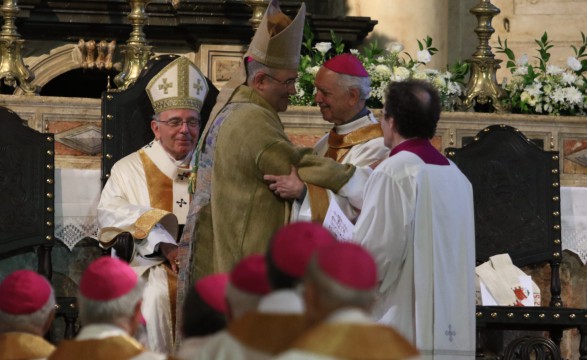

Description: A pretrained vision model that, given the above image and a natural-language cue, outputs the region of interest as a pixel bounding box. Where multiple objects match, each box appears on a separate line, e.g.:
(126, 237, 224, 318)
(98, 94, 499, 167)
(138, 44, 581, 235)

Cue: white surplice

(194, 290, 305, 360)
(97, 140, 194, 354)
(353, 150, 476, 359)
(294, 113, 389, 223)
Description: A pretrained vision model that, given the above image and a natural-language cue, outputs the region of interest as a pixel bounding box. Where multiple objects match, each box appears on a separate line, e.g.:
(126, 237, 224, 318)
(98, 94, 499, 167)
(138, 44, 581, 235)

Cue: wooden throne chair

(445, 124, 587, 359)
(0, 106, 77, 339)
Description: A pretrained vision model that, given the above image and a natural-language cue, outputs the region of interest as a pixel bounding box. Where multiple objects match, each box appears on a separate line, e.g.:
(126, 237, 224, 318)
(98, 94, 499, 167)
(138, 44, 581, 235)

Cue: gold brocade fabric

(133, 209, 176, 240)
(164, 263, 178, 340)
(325, 123, 384, 162)
(139, 149, 173, 213)
(48, 336, 143, 360)
(0, 332, 55, 360)
(292, 322, 419, 360)
(227, 312, 307, 355)
(307, 183, 329, 223)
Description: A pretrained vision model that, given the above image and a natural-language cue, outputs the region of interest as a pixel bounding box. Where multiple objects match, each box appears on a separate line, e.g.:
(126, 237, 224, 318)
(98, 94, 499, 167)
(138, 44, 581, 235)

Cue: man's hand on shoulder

(264, 165, 305, 200)
(159, 243, 179, 273)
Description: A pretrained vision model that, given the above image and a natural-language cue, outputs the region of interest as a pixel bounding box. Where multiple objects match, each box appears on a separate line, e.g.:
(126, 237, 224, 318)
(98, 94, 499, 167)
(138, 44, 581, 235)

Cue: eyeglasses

(263, 73, 297, 88)
(156, 118, 199, 128)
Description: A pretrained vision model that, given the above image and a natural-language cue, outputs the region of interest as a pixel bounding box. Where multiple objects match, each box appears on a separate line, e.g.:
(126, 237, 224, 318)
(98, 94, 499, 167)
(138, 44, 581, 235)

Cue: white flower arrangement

(496, 32, 587, 116)
(291, 26, 468, 110)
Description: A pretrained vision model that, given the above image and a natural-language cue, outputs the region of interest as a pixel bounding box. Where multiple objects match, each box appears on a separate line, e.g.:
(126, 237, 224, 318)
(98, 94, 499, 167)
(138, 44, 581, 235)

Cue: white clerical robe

(276, 308, 421, 360)
(294, 112, 389, 223)
(353, 149, 476, 359)
(194, 290, 305, 360)
(97, 140, 194, 354)
(175, 335, 214, 360)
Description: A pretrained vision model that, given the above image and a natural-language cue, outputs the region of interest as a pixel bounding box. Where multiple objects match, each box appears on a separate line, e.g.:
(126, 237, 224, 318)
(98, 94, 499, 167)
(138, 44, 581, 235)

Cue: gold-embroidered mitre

(246, 0, 306, 70)
(146, 56, 209, 113)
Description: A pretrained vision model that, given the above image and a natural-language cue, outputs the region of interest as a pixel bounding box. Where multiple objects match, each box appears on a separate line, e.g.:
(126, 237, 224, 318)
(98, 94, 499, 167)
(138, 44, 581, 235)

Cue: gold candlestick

(114, 0, 153, 89)
(244, 0, 269, 31)
(460, 0, 508, 112)
(0, 0, 37, 95)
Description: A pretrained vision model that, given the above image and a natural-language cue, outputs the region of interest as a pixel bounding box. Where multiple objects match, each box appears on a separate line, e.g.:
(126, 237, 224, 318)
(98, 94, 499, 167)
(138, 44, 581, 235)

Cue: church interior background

(1, 0, 586, 357)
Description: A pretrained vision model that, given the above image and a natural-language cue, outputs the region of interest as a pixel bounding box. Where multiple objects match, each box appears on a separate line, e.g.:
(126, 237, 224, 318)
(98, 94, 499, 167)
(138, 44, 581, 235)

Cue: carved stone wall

(0, 95, 101, 169)
(282, 107, 587, 187)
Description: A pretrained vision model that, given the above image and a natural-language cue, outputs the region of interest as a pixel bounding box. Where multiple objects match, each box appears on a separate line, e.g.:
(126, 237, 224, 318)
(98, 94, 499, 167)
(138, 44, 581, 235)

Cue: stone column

(346, 0, 449, 69)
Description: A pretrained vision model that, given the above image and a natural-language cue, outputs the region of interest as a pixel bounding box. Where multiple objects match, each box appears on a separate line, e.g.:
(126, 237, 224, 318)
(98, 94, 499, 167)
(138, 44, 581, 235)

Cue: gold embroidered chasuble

(290, 322, 419, 359)
(98, 140, 194, 245)
(227, 312, 307, 355)
(0, 332, 55, 360)
(324, 123, 383, 162)
(48, 335, 144, 360)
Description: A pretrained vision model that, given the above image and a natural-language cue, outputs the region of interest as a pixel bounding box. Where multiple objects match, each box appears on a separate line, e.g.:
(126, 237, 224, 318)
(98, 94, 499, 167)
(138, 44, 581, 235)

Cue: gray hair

(0, 289, 56, 334)
(225, 282, 263, 320)
(246, 59, 272, 85)
(336, 73, 371, 100)
(79, 278, 145, 326)
(305, 255, 375, 311)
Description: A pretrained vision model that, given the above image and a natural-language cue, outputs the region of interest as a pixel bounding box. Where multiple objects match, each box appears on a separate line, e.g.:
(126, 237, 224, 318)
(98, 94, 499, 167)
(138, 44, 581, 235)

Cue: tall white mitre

(146, 56, 209, 113)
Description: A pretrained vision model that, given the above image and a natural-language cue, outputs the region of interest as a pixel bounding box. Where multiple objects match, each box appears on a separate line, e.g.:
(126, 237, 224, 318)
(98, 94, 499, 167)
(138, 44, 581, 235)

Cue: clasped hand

(264, 165, 304, 199)
(159, 242, 179, 273)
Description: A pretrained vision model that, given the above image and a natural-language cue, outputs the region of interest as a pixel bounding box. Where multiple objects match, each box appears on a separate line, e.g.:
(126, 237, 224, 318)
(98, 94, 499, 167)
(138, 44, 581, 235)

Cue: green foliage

(496, 32, 587, 116)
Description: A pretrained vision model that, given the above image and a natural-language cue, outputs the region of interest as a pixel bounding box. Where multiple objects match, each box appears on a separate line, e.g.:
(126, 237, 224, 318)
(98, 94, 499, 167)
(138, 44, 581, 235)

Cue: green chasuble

(192, 85, 355, 278)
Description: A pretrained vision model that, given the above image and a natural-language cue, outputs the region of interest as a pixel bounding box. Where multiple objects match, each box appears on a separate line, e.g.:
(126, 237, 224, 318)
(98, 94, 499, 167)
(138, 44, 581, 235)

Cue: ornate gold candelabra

(244, 0, 269, 31)
(114, 0, 153, 89)
(0, 0, 37, 94)
(460, 0, 508, 112)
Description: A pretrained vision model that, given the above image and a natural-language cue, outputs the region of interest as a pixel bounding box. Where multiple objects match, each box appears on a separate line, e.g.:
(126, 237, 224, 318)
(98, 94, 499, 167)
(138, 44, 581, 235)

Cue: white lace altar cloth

(55, 169, 101, 250)
(561, 187, 587, 264)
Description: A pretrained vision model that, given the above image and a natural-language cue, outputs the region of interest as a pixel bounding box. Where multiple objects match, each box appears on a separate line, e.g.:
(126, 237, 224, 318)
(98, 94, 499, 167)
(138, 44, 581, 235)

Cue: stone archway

(16, 44, 84, 95)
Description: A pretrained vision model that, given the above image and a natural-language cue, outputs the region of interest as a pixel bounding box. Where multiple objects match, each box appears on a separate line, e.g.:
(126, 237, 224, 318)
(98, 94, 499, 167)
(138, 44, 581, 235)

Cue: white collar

(334, 112, 377, 135)
(325, 307, 373, 324)
(257, 289, 304, 314)
(75, 323, 128, 340)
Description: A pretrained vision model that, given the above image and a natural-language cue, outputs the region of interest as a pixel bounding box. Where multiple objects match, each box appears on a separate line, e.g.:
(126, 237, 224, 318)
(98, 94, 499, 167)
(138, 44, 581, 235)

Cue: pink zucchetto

(80, 257, 138, 301)
(230, 254, 271, 295)
(0, 270, 52, 315)
(323, 53, 369, 77)
(270, 222, 336, 278)
(317, 242, 377, 290)
(195, 273, 230, 314)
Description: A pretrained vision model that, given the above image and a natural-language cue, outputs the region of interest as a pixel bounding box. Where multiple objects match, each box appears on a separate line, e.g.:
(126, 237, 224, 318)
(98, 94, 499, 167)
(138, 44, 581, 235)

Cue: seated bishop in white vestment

(97, 56, 210, 353)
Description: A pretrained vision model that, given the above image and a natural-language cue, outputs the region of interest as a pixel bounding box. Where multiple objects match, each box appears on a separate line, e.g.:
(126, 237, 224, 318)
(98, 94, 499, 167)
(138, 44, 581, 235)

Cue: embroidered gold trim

(47, 335, 144, 360)
(140, 149, 173, 212)
(307, 183, 330, 224)
(325, 123, 383, 162)
(228, 312, 306, 354)
(294, 322, 419, 359)
(134, 209, 174, 240)
(0, 333, 55, 359)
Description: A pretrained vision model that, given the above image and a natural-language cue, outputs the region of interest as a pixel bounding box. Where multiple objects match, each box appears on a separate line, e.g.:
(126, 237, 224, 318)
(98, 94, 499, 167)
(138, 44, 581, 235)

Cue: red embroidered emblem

(513, 286, 529, 307)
